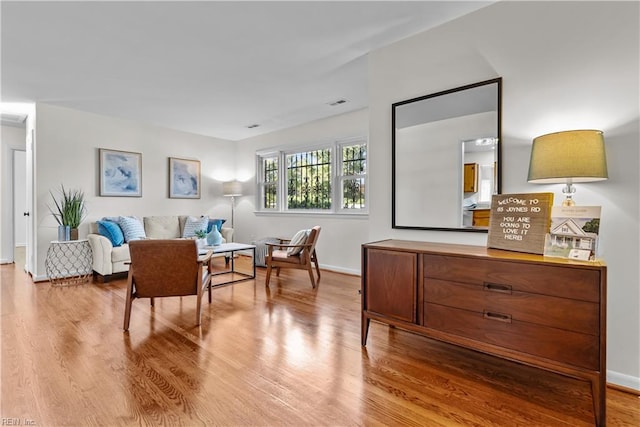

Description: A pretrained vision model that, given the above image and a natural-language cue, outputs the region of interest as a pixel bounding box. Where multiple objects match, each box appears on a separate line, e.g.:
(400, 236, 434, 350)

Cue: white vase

(196, 238, 207, 249)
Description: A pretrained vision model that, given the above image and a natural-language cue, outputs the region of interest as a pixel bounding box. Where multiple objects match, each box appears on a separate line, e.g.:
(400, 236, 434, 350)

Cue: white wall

(368, 1, 639, 388)
(33, 103, 235, 279)
(0, 125, 27, 263)
(234, 108, 369, 274)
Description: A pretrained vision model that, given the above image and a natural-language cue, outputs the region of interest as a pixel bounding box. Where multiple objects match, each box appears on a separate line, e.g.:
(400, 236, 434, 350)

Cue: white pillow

(182, 216, 209, 238)
(117, 216, 146, 242)
(287, 229, 309, 256)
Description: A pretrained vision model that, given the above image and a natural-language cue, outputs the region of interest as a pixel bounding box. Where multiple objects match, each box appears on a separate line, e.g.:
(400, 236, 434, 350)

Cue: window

(259, 156, 278, 209)
(256, 138, 367, 214)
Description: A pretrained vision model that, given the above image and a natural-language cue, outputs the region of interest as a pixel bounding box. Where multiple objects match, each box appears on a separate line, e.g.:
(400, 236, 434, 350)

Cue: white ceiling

(1, 1, 494, 140)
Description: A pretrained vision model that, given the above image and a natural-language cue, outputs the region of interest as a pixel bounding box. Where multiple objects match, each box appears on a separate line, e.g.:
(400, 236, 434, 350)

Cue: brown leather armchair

(123, 239, 212, 330)
(265, 226, 321, 288)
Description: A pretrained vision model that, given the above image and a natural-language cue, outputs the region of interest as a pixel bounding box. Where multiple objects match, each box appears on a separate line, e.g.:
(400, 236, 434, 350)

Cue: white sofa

(87, 215, 233, 282)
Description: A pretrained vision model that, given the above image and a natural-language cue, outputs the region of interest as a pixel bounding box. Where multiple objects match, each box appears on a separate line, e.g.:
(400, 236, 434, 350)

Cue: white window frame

(255, 137, 367, 215)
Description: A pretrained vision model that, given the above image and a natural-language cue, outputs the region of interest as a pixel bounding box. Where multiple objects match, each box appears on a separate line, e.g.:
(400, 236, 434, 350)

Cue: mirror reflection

(392, 78, 502, 231)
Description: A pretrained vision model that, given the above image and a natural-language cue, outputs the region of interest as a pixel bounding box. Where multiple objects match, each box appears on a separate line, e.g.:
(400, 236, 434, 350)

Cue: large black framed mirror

(392, 78, 502, 232)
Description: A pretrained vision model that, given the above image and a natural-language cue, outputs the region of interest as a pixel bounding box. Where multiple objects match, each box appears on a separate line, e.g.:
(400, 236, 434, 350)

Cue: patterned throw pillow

(117, 216, 146, 242)
(182, 216, 210, 238)
(287, 229, 309, 256)
(97, 220, 125, 247)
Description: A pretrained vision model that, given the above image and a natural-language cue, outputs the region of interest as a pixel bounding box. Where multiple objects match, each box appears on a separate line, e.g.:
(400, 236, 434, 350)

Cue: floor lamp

(223, 180, 242, 240)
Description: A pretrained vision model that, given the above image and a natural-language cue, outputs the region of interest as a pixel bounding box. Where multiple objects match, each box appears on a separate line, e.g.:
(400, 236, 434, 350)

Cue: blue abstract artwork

(99, 149, 142, 197)
(169, 157, 200, 198)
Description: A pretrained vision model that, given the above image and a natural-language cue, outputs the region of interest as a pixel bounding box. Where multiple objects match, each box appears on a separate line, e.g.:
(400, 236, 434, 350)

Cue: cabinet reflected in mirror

(392, 78, 502, 231)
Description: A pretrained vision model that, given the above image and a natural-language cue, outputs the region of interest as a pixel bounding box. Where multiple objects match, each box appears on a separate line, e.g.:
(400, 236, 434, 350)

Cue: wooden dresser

(361, 239, 607, 426)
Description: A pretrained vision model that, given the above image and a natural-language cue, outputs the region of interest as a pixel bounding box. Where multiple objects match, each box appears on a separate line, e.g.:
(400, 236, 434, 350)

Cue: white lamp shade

(528, 130, 608, 183)
(223, 180, 242, 196)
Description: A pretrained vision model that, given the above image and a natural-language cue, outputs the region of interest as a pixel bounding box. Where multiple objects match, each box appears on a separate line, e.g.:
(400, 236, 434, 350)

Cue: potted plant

(194, 229, 208, 249)
(49, 185, 87, 241)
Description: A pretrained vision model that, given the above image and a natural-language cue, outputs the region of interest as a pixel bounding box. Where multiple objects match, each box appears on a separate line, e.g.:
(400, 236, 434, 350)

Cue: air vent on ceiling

(328, 99, 348, 106)
(246, 124, 260, 129)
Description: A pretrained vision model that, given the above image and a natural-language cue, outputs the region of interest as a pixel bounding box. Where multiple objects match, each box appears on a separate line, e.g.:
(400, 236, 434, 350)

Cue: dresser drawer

(424, 279, 599, 335)
(424, 254, 600, 302)
(424, 303, 599, 370)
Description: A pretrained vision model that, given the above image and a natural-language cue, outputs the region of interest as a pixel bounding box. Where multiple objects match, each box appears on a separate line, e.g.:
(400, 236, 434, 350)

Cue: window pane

(261, 157, 278, 209)
(342, 144, 367, 175)
(342, 178, 366, 209)
(263, 183, 277, 209)
(286, 149, 331, 209)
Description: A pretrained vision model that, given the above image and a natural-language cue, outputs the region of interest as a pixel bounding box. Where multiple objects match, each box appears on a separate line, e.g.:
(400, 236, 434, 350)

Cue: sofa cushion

(182, 216, 209, 238)
(287, 229, 309, 256)
(111, 244, 130, 263)
(144, 216, 180, 239)
(118, 216, 146, 242)
(97, 220, 124, 247)
(207, 218, 227, 233)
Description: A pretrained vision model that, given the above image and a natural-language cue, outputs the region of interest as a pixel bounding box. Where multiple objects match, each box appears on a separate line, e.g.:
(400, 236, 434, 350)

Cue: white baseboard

(319, 264, 360, 276)
(0, 258, 12, 264)
(607, 370, 640, 391)
(33, 274, 49, 282)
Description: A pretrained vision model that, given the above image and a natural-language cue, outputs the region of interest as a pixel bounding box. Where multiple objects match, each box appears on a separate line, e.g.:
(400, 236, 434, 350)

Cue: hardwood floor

(1, 258, 638, 426)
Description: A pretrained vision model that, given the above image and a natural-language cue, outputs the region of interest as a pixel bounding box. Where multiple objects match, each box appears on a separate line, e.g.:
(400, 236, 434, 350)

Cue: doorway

(14, 149, 27, 270)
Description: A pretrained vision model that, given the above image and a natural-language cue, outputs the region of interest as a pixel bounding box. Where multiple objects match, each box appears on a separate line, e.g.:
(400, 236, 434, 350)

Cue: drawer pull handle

(483, 283, 512, 294)
(483, 311, 512, 323)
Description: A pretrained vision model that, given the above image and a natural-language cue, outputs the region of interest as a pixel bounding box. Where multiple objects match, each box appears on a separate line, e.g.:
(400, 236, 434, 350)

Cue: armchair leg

(123, 273, 135, 331)
(265, 264, 272, 286)
(308, 266, 316, 288)
(196, 292, 203, 326)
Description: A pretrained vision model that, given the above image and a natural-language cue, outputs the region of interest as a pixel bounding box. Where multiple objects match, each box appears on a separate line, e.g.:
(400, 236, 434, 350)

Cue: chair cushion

(182, 216, 210, 238)
(118, 216, 146, 242)
(287, 229, 309, 256)
(97, 220, 124, 247)
(144, 216, 180, 239)
(272, 249, 303, 264)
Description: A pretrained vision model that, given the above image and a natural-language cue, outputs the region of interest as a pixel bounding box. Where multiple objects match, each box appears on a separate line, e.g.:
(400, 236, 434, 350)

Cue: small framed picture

(169, 157, 201, 199)
(99, 149, 142, 197)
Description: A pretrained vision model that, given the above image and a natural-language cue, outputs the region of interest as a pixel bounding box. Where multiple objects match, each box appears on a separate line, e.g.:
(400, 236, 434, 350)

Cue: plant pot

(70, 228, 79, 241)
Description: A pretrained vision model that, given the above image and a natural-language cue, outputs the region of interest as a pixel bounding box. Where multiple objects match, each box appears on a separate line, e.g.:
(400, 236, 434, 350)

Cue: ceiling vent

(328, 99, 348, 106)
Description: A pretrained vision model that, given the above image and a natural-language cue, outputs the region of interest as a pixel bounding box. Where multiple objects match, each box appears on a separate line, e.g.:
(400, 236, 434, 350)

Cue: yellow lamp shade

(528, 130, 608, 184)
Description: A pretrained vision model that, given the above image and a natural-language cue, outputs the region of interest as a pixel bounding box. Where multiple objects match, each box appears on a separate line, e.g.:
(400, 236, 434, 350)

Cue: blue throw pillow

(97, 220, 125, 247)
(207, 218, 227, 233)
(117, 216, 146, 242)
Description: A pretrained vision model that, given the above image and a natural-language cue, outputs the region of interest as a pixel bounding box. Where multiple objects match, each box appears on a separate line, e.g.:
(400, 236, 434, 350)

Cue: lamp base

(562, 183, 576, 206)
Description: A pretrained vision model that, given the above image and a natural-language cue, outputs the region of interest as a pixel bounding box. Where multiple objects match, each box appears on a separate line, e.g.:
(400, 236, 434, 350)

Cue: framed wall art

(99, 148, 142, 197)
(169, 157, 201, 199)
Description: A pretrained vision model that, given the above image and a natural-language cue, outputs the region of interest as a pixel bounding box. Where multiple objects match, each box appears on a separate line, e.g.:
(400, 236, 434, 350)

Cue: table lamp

(527, 130, 608, 206)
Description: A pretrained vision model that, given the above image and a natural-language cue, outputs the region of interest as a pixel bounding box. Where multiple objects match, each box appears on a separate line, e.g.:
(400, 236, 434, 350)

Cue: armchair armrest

(198, 250, 213, 264)
(265, 241, 313, 255)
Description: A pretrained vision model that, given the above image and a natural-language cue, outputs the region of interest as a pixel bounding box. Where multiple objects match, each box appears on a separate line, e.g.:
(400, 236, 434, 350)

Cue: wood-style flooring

(1, 257, 638, 426)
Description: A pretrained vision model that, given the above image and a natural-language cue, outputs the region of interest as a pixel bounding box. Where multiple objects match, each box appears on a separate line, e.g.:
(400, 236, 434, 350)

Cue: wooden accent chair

(123, 239, 212, 331)
(265, 226, 321, 288)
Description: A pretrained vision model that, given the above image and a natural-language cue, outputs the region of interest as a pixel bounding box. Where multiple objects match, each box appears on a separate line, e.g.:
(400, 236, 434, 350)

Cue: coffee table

(200, 242, 256, 288)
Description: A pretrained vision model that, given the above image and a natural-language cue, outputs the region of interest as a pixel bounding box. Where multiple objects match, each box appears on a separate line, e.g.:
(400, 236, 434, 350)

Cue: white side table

(45, 239, 93, 286)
